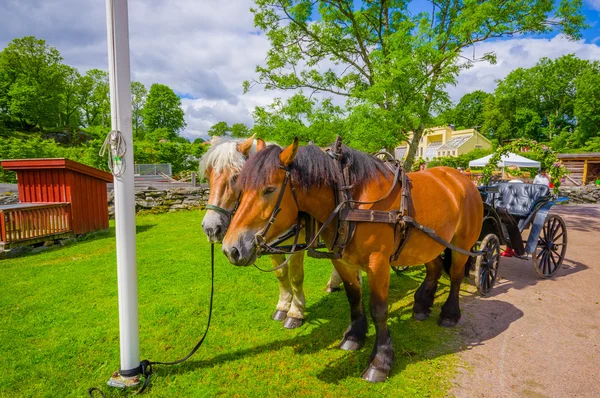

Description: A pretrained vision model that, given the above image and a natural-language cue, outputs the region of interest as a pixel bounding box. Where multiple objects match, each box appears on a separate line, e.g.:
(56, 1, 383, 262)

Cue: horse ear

(280, 137, 299, 167)
(256, 138, 267, 152)
(237, 134, 256, 157)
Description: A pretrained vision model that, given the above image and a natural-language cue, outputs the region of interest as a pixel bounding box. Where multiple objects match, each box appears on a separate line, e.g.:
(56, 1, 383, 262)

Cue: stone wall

(559, 185, 600, 204)
(0, 192, 19, 205)
(108, 186, 210, 218)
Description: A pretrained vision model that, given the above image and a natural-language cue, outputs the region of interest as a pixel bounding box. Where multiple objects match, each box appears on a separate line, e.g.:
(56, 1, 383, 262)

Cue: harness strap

(402, 216, 483, 257)
(205, 204, 233, 218)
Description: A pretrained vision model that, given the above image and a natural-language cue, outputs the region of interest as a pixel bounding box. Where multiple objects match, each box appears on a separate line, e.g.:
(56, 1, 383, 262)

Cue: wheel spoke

(536, 249, 545, 259)
(553, 231, 564, 242)
(549, 251, 558, 273)
(550, 218, 559, 238)
(541, 251, 549, 275)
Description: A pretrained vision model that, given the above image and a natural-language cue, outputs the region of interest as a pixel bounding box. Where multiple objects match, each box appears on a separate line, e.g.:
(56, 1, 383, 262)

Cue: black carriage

(472, 183, 568, 295)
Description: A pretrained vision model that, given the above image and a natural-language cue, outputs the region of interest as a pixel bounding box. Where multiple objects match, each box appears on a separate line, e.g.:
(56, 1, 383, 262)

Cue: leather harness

(210, 136, 483, 268)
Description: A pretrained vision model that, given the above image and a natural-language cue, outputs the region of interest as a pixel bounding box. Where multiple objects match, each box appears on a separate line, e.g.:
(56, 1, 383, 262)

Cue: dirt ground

(452, 204, 600, 398)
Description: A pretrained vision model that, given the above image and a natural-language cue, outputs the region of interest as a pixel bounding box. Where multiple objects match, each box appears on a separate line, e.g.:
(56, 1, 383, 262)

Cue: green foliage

(0, 211, 461, 397)
(76, 69, 110, 128)
(481, 55, 590, 145)
(230, 122, 251, 138)
(0, 36, 65, 130)
(143, 83, 186, 134)
(573, 62, 600, 148)
(207, 121, 230, 137)
(248, 0, 585, 168)
(437, 91, 492, 130)
(427, 148, 493, 169)
(252, 93, 344, 146)
(0, 137, 66, 182)
(131, 81, 147, 139)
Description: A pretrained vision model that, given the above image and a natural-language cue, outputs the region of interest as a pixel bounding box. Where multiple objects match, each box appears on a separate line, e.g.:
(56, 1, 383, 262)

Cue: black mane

(237, 143, 392, 192)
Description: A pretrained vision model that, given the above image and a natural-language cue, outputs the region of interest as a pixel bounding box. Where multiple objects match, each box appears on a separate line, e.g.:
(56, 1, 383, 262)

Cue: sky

(1, 0, 599, 141)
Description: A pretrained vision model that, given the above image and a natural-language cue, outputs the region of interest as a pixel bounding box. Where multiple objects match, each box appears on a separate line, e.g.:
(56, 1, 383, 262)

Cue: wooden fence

(0, 203, 72, 245)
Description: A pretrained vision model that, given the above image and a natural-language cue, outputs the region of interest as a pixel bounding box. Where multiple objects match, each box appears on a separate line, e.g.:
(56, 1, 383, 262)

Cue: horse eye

(263, 186, 276, 195)
(229, 175, 238, 185)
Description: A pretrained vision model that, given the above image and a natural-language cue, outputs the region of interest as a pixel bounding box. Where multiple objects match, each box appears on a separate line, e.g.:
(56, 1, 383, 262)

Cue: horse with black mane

(221, 138, 482, 382)
(199, 135, 345, 329)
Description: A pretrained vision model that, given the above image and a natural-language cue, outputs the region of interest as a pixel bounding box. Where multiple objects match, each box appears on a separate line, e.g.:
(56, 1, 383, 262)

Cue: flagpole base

(107, 371, 141, 389)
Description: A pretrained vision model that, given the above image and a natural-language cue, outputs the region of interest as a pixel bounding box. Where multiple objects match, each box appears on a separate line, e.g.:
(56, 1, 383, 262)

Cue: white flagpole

(105, 0, 140, 382)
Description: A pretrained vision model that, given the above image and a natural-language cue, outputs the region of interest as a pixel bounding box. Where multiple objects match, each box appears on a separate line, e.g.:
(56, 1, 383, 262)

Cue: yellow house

(395, 126, 491, 160)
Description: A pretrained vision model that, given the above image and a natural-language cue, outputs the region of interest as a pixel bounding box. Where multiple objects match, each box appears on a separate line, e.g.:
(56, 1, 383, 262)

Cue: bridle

(205, 200, 239, 221)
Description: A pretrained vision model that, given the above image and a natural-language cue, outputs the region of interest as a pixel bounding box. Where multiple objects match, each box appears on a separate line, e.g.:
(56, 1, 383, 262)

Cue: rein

(89, 244, 216, 396)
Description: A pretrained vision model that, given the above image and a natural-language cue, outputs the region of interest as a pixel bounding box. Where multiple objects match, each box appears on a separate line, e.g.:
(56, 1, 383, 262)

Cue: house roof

(0, 158, 113, 182)
(437, 135, 472, 151)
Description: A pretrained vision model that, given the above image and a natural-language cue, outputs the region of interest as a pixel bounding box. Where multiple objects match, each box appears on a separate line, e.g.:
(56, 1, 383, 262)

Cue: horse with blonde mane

(222, 139, 483, 382)
(199, 135, 343, 329)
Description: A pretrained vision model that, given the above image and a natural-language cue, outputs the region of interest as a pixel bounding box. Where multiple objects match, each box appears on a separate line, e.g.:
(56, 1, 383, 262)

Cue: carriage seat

(488, 183, 550, 217)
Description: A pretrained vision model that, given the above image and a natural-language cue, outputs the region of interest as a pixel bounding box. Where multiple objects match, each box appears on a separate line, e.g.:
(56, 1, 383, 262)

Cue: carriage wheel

(474, 234, 501, 296)
(532, 214, 567, 279)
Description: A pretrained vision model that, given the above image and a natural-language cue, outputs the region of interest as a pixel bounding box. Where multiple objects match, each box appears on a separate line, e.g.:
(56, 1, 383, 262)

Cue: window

(420, 147, 423, 157)
(475, 145, 482, 149)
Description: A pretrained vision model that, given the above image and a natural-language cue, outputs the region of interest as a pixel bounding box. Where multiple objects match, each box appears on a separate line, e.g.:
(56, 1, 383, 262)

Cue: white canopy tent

(469, 152, 541, 168)
(469, 152, 541, 180)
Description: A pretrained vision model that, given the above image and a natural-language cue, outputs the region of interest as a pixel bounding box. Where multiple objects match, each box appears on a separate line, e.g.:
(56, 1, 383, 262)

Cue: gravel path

(452, 204, 600, 398)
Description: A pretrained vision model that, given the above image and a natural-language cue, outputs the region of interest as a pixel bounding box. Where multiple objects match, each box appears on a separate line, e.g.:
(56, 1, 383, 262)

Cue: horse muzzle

(222, 236, 257, 266)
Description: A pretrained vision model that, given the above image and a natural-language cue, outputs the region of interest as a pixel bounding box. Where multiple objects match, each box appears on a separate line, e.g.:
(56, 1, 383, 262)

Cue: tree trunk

(404, 126, 424, 170)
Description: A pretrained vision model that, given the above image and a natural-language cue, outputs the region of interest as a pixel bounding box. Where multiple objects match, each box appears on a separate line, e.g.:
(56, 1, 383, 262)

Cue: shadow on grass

(148, 270, 522, 386)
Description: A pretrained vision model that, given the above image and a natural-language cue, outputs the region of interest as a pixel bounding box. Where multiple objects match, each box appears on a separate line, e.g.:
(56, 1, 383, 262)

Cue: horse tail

(443, 248, 452, 275)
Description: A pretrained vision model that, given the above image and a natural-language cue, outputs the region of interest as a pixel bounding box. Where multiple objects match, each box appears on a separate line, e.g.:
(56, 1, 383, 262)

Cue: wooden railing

(0, 203, 72, 244)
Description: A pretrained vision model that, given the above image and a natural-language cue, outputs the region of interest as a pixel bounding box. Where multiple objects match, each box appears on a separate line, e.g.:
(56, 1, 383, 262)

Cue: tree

(230, 123, 251, 138)
(131, 81, 147, 139)
(207, 121, 230, 137)
(482, 55, 588, 145)
(0, 36, 66, 130)
(252, 93, 345, 146)
(247, 0, 585, 168)
(143, 83, 186, 134)
(439, 90, 492, 130)
(58, 65, 81, 131)
(573, 62, 600, 148)
(76, 69, 110, 128)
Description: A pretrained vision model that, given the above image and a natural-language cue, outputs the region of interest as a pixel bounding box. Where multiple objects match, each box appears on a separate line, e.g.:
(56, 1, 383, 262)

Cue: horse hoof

(283, 317, 303, 329)
(272, 310, 287, 321)
(361, 366, 389, 383)
(339, 337, 363, 351)
(413, 312, 430, 321)
(438, 317, 459, 328)
(326, 285, 341, 293)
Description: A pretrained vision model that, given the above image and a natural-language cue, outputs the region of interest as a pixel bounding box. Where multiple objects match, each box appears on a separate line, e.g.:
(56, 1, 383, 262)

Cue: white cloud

(452, 35, 600, 101)
(1, 1, 600, 139)
(587, 0, 600, 11)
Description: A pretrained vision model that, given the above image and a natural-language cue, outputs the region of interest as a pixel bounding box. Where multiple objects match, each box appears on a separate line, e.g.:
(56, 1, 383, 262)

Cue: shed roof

(0, 158, 113, 182)
(557, 153, 600, 160)
(437, 135, 472, 151)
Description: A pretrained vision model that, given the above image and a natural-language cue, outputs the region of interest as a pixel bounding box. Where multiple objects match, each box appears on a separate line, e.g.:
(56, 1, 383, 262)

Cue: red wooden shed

(0, 158, 112, 248)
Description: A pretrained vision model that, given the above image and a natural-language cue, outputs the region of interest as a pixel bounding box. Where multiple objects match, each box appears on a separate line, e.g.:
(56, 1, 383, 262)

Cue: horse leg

(271, 254, 292, 321)
(439, 251, 468, 327)
(325, 267, 343, 292)
(362, 252, 394, 383)
(333, 260, 367, 351)
(413, 256, 444, 321)
(282, 252, 305, 329)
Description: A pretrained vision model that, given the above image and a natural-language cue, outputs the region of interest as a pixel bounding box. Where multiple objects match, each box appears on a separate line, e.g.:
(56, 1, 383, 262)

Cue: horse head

(222, 138, 301, 266)
(200, 134, 266, 243)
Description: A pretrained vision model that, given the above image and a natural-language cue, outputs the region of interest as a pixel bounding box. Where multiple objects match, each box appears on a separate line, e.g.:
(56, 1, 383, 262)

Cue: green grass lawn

(0, 210, 464, 397)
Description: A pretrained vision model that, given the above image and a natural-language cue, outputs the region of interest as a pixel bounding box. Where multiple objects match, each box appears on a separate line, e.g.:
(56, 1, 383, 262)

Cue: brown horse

(199, 135, 344, 329)
(222, 139, 483, 382)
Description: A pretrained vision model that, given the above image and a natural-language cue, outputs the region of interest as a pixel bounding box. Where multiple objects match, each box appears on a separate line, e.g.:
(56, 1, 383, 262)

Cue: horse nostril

(228, 246, 241, 262)
(214, 224, 223, 238)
